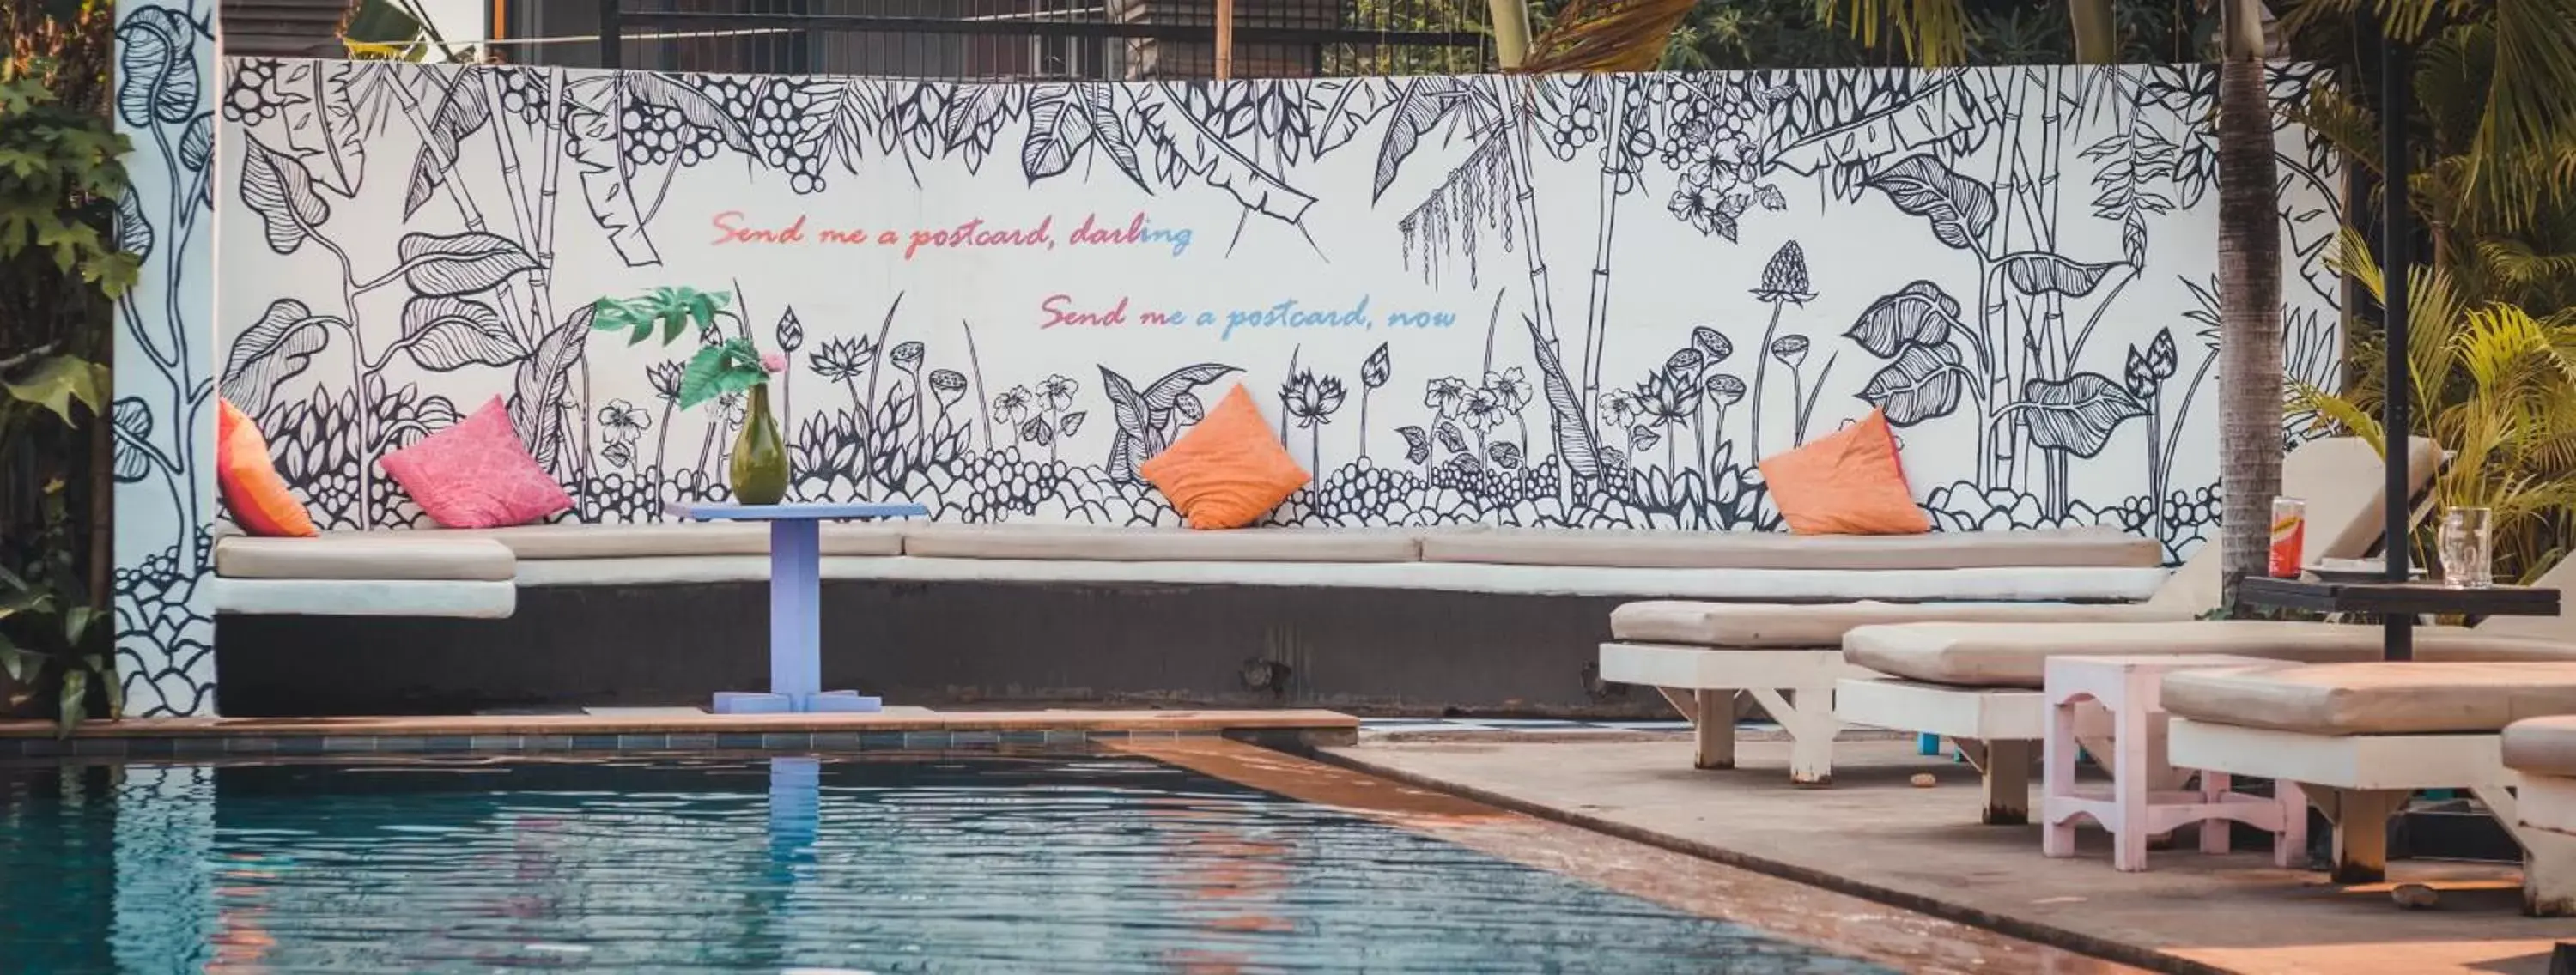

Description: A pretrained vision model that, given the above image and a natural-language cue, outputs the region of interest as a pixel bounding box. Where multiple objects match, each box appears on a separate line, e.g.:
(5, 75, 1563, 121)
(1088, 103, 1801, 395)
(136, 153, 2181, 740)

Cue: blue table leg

(713, 518, 879, 713)
(769, 756, 821, 868)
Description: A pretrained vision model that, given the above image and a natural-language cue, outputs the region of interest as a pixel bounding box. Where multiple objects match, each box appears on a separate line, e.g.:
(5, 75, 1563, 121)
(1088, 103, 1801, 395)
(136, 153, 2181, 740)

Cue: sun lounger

(2166, 663, 2576, 916)
(1841, 555, 2576, 830)
(1600, 436, 2437, 784)
(2506, 717, 2576, 915)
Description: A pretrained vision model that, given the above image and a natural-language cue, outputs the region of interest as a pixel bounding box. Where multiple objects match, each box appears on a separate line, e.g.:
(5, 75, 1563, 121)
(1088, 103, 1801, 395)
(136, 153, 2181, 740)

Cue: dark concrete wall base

(216, 580, 1671, 718)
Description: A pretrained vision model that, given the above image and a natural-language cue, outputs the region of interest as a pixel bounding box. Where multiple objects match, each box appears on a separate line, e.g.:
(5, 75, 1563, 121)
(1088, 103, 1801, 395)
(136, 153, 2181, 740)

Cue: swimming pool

(3, 748, 1890, 973)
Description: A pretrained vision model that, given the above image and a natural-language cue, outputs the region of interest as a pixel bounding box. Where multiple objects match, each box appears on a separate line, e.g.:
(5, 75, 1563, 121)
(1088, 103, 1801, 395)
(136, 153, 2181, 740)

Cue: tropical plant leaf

(1862, 154, 1996, 252)
(393, 231, 540, 298)
(563, 85, 659, 267)
(404, 67, 491, 219)
(1059, 411, 1087, 438)
(1397, 425, 1431, 464)
(399, 296, 529, 371)
(1372, 76, 1475, 203)
(513, 305, 594, 469)
(1097, 366, 1151, 443)
(2015, 372, 2148, 458)
(239, 136, 330, 254)
(219, 299, 333, 414)
(1857, 342, 1967, 426)
(3, 354, 110, 426)
(1519, 0, 1698, 74)
(280, 60, 370, 197)
(677, 339, 765, 410)
(1437, 422, 1468, 455)
(110, 398, 154, 482)
(1019, 416, 1054, 446)
(1363, 343, 1392, 389)
(1522, 312, 1600, 475)
(1305, 77, 1394, 159)
(113, 7, 198, 128)
(1021, 83, 1092, 182)
(1140, 364, 1240, 417)
(1846, 280, 1964, 357)
(1999, 252, 2120, 297)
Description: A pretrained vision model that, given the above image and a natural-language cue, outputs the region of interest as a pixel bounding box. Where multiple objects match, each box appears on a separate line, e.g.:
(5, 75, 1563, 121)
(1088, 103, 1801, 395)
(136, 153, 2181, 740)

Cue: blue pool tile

(1124, 730, 1180, 742)
(422, 736, 473, 753)
(1083, 730, 1129, 742)
(999, 730, 1048, 745)
(527, 735, 575, 751)
(125, 738, 177, 757)
(858, 731, 907, 750)
(70, 738, 128, 756)
(1043, 730, 1086, 746)
(715, 733, 764, 749)
(951, 730, 999, 748)
(225, 737, 278, 754)
(760, 733, 811, 750)
(665, 734, 718, 751)
(568, 735, 621, 750)
(467, 735, 522, 752)
(902, 731, 947, 749)
(319, 737, 373, 754)
(372, 737, 429, 753)
(14, 739, 63, 757)
(173, 737, 226, 755)
(276, 738, 326, 754)
(617, 734, 667, 750)
(810, 732, 863, 751)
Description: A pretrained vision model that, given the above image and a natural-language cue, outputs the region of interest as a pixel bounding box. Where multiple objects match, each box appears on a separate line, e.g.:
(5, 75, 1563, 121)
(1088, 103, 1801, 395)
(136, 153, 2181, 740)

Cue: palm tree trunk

(2215, 39, 2284, 611)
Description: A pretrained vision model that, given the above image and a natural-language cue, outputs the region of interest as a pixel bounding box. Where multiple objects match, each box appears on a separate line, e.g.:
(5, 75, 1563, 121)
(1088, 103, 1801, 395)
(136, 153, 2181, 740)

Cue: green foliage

(4, 3, 131, 731)
(592, 286, 773, 410)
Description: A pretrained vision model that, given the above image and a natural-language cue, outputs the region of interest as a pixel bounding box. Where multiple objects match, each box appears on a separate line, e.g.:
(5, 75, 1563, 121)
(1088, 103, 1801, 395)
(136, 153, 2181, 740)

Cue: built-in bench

(208, 522, 2169, 717)
(211, 523, 2167, 612)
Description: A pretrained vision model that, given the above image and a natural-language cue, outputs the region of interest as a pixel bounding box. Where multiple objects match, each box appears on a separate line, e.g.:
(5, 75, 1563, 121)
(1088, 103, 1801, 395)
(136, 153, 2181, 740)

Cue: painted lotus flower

(1283, 369, 1347, 427)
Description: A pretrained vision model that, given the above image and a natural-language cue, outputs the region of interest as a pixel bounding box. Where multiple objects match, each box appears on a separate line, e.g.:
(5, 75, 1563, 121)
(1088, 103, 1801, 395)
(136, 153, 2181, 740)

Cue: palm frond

(1517, 0, 1701, 75)
(1814, 0, 1971, 66)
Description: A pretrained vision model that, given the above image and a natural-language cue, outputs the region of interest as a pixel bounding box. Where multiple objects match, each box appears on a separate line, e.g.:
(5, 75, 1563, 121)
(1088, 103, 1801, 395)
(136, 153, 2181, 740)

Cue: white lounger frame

(2168, 718, 2576, 917)
(1597, 643, 1875, 784)
(1832, 677, 2073, 823)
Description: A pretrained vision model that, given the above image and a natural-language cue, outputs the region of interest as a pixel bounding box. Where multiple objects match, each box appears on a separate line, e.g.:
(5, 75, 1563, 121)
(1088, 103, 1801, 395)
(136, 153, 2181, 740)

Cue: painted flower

(1424, 375, 1470, 413)
(891, 341, 927, 372)
(646, 361, 686, 403)
(1282, 369, 1347, 428)
(1601, 388, 1642, 429)
(1769, 334, 1811, 369)
(927, 368, 967, 409)
(993, 385, 1035, 424)
(1751, 241, 1817, 304)
(1038, 373, 1078, 411)
(1482, 367, 1531, 411)
(1704, 373, 1747, 407)
(808, 336, 876, 382)
(717, 392, 746, 428)
(1636, 370, 1693, 424)
(1693, 325, 1733, 363)
(597, 399, 653, 444)
(761, 352, 787, 374)
(1461, 386, 1509, 433)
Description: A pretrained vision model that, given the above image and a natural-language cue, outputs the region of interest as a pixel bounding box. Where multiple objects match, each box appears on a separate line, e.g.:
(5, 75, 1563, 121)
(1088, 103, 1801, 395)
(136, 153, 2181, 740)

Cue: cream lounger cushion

(1612, 599, 2196, 648)
(214, 534, 516, 581)
(2505, 717, 2576, 778)
(900, 524, 1422, 562)
(2165, 662, 2576, 735)
(1841, 620, 2576, 688)
(439, 521, 908, 558)
(1420, 525, 2159, 572)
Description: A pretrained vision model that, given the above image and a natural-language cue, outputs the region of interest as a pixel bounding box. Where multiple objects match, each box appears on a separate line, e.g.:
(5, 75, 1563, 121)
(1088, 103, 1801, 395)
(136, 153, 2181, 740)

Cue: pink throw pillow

(379, 396, 574, 528)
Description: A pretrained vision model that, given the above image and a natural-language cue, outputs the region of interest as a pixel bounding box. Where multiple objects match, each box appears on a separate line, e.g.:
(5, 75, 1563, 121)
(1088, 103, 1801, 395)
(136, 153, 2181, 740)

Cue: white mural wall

(113, 0, 218, 717)
(210, 62, 2342, 557)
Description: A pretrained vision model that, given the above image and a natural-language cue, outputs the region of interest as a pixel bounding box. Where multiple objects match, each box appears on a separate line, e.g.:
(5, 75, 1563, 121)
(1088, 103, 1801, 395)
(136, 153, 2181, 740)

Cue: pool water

(2, 754, 1886, 973)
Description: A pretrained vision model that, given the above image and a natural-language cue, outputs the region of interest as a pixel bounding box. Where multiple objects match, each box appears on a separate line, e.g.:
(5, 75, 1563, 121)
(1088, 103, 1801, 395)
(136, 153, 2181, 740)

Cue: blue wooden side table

(674, 501, 929, 713)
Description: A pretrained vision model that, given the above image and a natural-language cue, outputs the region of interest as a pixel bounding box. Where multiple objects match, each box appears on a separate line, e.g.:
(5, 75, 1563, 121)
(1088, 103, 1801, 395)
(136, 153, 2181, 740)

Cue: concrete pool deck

(1323, 735, 2570, 975)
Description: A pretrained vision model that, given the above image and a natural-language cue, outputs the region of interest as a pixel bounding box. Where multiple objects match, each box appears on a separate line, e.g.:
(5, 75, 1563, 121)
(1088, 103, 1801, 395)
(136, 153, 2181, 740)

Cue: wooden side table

(2042, 654, 2308, 871)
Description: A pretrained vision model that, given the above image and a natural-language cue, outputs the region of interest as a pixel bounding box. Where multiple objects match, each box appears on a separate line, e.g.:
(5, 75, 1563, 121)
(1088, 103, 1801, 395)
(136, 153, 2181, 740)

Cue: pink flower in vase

(761, 352, 787, 374)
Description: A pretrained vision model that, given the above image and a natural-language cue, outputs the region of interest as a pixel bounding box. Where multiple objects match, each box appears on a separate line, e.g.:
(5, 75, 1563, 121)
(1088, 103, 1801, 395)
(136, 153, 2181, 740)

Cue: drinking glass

(2439, 506, 2494, 589)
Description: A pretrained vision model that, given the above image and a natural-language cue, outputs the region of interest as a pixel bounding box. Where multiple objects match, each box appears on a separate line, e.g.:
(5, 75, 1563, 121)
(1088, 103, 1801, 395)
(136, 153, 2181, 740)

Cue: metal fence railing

(500, 0, 1494, 80)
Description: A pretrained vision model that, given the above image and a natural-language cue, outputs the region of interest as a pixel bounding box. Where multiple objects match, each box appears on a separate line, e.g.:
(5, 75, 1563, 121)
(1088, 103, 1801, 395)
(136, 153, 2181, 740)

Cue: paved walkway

(1325, 736, 2567, 975)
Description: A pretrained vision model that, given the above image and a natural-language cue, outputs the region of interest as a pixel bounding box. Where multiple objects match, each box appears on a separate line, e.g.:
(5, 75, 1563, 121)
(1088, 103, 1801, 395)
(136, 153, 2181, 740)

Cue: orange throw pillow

(1139, 383, 1310, 530)
(1755, 408, 1929, 536)
(216, 399, 318, 537)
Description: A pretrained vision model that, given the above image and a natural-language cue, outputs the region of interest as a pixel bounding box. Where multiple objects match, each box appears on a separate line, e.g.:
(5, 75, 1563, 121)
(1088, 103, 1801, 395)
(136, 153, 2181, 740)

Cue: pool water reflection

(1, 754, 1887, 973)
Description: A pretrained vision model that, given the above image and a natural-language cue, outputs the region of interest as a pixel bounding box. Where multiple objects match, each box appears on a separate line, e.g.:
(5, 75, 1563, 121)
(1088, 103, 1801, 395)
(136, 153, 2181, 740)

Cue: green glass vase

(729, 384, 789, 506)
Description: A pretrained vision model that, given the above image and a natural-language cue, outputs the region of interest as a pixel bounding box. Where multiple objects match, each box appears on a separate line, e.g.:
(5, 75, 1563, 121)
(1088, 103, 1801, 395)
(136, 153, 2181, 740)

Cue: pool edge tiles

(0, 709, 1358, 759)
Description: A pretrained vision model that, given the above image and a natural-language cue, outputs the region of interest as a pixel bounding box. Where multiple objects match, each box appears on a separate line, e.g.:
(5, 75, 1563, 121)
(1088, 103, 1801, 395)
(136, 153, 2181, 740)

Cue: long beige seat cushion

(2165, 662, 2576, 735)
(215, 534, 516, 581)
(2506, 717, 2576, 778)
(1421, 525, 2160, 571)
(900, 524, 1420, 562)
(1844, 620, 2576, 688)
(434, 522, 904, 559)
(1612, 599, 2196, 647)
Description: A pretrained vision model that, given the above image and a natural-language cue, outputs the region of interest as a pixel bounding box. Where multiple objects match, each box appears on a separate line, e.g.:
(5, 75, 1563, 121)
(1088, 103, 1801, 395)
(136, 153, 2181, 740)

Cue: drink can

(2269, 497, 2306, 578)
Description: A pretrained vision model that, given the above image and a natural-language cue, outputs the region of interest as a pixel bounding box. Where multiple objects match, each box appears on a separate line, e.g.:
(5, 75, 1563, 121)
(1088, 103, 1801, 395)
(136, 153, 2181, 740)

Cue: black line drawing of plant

(1097, 362, 1242, 481)
(1358, 342, 1389, 459)
(1282, 367, 1348, 469)
(773, 305, 802, 429)
(1745, 241, 1817, 461)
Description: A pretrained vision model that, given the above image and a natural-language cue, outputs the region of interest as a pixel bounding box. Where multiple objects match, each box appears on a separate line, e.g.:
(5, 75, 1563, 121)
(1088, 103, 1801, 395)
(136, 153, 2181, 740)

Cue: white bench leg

(1748, 686, 1838, 786)
(2522, 827, 2576, 917)
(1694, 689, 1736, 770)
(1959, 738, 2032, 826)
(2274, 780, 2309, 869)
(2312, 787, 2407, 884)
